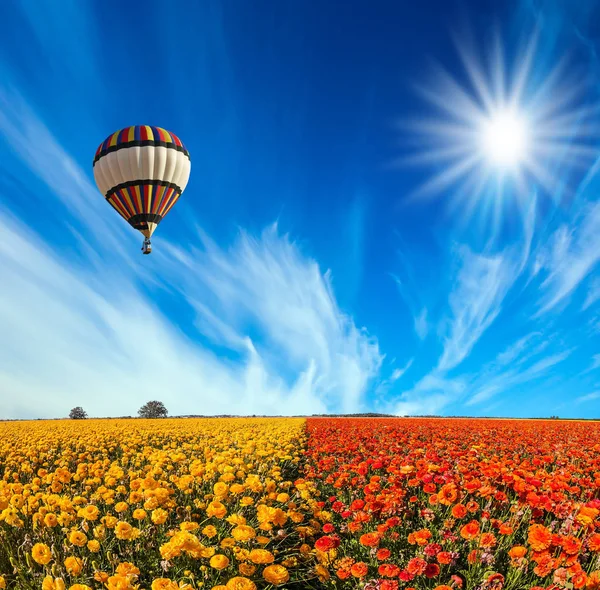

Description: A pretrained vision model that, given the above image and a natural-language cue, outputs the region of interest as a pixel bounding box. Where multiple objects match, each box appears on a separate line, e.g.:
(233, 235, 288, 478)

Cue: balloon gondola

(92, 126, 191, 254)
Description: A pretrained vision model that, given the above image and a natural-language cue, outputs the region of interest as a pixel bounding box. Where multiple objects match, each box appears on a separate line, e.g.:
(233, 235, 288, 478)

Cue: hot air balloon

(92, 126, 191, 254)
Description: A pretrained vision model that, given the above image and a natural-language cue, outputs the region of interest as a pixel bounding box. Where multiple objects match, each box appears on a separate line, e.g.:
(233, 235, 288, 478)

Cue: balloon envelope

(93, 126, 191, 239)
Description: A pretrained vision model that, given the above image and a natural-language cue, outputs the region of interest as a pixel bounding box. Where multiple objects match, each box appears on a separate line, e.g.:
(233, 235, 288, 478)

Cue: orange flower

(589, 534, 600, 552)
(528, 524, 552, 552)
(586, 571, 600, 590)
(576, 506, 599, 527)
(562, 535, 582, 555)
(406, 557, 427, 576)
(508, 546, 527, 559)
(572, 571, 587, 589)
(460, 520, 480, 540)
(408, 528, 432, 546)
(479, 532, 497, 548)
(378, 564, 400, 577)
(438, 483, 458, 506)
(498, 523, 514, 535)
(452, 504, 467, 518)
(350, 562, 368, 578)
(437, 551, 452, 565)
(359, 532, 380, 547)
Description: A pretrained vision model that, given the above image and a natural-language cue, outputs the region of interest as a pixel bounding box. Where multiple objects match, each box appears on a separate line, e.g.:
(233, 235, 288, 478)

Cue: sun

(400, 28, 598, 230)
(480, 108, 529, 169)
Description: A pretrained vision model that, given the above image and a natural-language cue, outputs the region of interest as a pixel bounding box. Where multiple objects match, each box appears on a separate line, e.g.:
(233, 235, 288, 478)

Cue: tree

(138, 400, 168, 419)
(69, 407, 87, 420)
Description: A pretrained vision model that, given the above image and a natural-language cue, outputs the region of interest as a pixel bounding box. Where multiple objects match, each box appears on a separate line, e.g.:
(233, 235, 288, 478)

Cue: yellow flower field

(0, 419, 320, 590)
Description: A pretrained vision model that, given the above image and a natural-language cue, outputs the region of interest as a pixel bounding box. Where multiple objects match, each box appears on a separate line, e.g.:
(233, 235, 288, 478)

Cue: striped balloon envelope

(92, 125, 191, 254)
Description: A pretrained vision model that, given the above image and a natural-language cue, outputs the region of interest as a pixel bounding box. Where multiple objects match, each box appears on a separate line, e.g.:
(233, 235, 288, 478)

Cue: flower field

(305, 418, 600, 590)
(1, 417, 600, 590)
(0, 419, 315, 590)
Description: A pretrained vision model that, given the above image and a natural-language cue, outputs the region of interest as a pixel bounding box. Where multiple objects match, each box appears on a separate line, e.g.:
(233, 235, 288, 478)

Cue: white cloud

(394, 373, 466, 416)
(0, 89, 383, 419)
(586, 354, 600, 373)
(536, 202, 600, 314)
(414, 308, 429, 340)
(390, 358, 414, 382)
(518, 349, 573, 379)
(495, 332, 542, 365)
(576, 391, 600, 404)
(436, 245, 520, 372)
(465, 344, 573, 407)
(583, 278, 600, 310)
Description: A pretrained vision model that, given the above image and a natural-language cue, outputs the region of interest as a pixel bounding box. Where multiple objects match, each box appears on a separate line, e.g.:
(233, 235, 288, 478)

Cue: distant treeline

(3, 414, 599, 422)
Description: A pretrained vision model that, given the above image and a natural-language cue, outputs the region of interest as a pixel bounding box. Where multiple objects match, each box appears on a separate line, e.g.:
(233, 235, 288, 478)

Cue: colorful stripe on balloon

(93, 125, 189, 165)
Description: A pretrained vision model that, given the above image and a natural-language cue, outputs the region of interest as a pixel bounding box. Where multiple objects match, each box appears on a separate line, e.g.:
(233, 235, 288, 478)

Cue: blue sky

(0, 0, 599, 419)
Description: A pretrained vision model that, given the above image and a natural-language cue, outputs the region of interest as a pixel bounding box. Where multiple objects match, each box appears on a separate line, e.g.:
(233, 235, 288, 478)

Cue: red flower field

(303, 418, 600, 590)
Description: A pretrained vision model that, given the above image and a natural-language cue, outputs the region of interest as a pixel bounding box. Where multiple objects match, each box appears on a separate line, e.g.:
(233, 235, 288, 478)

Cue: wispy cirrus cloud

(414, 308, 429, 340)
(436, 246, 517, 372)
(535, 201, 600, 315)
(583, 278, 600, 310)
(394, 372, 466, 416)
(465, 334, 574, 407)
(584, 354, 600, 373)
(0, 87, 383, 419)
(576, 391, 600, 404)
(391, 358, 414, 382)
(436, 199, 535, 372)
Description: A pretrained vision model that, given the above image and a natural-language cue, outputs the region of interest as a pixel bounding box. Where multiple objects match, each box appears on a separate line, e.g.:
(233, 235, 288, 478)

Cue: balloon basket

(142, 238, 152, 255)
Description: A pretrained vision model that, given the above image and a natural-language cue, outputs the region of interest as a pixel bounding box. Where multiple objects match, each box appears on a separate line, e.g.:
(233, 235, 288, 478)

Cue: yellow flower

(116, 562, 140, 579)
(231, 525, 256, 541)
(151, 508, 168, 525)
(87, 539, 100, 552)
(315, 564, 330, 581)
(69, 585, 92, 590)
(248, 549, 274, 564)
(0, 575, 5, 589)
(102, 515, 118, 528)
(69, 530, 87, 547)
(202, 525, 218, 538)
(114, 501, 129, 513)
(151, 579, 179, 590)
(115, 521, 133, 540)
(42, 576, 66, 590)
(132, 508, 147, 520)
(44, 513, 59, 527)
(93, 571, 110, 583)
(179, 521, 199, 531)
(226, 514, 247, 526)
(105, 575, 135, 590)
(206, 500, 227, 519)
(220, 537, 236, 548)
(225, 578, 257, 590)
(214, 482, 229, 496)
(262, 564, 290, 586)
(32, 542, 52, 565)
(64, 556, 83, 576)
(210, 554, 230, 570)
(238, 563, 257, 576)
(78, 505, 99, 521)
(129, 491, 143, 504)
